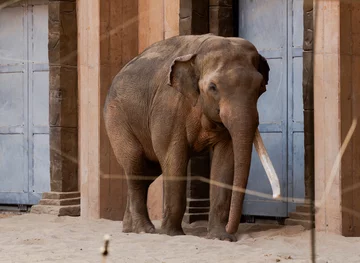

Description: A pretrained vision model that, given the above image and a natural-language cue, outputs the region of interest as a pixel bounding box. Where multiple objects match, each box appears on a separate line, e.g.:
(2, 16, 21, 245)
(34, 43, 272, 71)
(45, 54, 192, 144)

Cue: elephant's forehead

(204, 65, 261, 87)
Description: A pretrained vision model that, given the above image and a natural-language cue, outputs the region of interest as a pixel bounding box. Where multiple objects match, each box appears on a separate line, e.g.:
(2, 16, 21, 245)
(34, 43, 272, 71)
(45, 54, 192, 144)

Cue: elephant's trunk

(225, 126, 281, 234)
(225, 125, 255, 234)
(219, 103, 258, 235)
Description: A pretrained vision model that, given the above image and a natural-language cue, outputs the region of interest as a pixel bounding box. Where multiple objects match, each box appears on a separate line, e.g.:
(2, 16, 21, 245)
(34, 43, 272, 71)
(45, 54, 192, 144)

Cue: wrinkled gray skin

(104, 34, 270, 242)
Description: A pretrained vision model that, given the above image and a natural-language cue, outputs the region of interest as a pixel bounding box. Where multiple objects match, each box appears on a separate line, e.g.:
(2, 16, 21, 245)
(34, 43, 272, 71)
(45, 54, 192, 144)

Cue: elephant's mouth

(211, 120, 226, 130)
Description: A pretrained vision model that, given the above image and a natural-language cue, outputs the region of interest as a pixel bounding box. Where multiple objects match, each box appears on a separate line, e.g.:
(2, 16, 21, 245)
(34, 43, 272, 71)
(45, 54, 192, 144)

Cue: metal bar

(258, 123, 283, 133)
(0, 65, 24, 73)
(0, 126, 25, 134)
(293, 47, 303, 57)
(32, 126, 49, 134)
(292, 122, 305, 132)
(22, 0, 30, 201)
(258, 49, 286, 60)
(287, 0, 294, 208)
(32, 63, 49, 71)
(27, 1, 35, 198)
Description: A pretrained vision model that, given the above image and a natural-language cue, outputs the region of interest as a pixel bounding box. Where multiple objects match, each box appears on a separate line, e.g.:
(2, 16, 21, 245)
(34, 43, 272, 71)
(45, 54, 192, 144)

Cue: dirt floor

(0, 213, 359, 263)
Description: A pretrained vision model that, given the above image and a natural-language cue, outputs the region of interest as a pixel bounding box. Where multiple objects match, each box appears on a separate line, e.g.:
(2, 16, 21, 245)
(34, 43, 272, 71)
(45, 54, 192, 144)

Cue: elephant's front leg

(160, 145, 189, 236)
(207, 140, 237, 242)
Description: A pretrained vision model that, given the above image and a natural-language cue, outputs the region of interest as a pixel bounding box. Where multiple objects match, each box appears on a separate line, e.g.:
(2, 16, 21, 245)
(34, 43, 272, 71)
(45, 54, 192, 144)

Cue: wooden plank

(138, 0, 165, 220)
(99, 0, 111, 220)
(313, 0, 324, 54)
(340, 54, 354, 236)
(106, 0, 139, 220)
(351, 1, 360, 236)
(138, 0, 164, 53)
(323, 52, 341, 234)
(352, 55, 360, 235)
(121, 0, 139, 65)
(95, 0, 140, 220)
(78, 0, 101, 219)
(323, 0, 340, 54)
(164, 0, 180, 38)
(314, 1, 326, 231)
(138, 0, 150, 52)
(313, 52, 326, 231)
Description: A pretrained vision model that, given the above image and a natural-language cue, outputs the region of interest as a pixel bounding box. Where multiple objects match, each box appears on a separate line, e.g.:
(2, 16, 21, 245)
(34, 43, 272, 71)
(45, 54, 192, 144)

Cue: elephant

(103, 33, 275, 242)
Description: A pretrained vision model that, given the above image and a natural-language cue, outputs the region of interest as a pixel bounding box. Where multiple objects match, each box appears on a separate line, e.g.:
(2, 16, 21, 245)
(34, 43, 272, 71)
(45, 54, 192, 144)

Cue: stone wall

(48, 0, 78, 193)
(31, 0, 79, 216)
(303, 0, 314, 205)
(209, 0, 233, 36)
(180, 0, 209, 35)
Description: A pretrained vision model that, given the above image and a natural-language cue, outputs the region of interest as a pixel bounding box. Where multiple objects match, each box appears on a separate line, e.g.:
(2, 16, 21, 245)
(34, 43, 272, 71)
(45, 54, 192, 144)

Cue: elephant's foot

(132, 219, 156, 234)
(206, 230, 237, 242)
(160, 225, 185, 236)
(122, 222, 133, 233)
(122, 213, 133, 233)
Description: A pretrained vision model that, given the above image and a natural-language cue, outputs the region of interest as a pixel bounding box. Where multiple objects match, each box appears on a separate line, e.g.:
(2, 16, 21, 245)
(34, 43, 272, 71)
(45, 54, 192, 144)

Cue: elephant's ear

(167, 54, 199, 106)
(258, 54, 270, 87)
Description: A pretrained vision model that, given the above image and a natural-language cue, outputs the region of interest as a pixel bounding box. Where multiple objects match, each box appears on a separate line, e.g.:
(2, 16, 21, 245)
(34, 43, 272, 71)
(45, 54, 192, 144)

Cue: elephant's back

(104, 34, 218, 142)
(109, 34, 216, 99)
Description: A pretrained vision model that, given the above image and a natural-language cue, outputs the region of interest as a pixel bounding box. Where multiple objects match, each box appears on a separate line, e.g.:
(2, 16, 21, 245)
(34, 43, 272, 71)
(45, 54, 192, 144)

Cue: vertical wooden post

(314, 0, 360, 236)
(78, 0, 101, 219)
(78, 0, 139, 220)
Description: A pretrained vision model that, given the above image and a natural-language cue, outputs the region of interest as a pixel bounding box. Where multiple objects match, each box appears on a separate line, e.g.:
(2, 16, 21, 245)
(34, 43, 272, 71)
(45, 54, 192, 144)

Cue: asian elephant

(103, 34, 273, 242)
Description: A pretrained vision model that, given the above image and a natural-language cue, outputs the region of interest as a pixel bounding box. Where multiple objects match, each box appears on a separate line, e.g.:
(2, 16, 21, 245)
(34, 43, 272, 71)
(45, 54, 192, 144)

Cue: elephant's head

(167, 36, 273, 234)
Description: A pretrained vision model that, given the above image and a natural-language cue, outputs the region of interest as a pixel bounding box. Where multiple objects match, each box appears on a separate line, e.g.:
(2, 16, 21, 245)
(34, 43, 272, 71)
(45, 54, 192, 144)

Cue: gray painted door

(238, 0, 304, 217)
(0, 0, 50, 205)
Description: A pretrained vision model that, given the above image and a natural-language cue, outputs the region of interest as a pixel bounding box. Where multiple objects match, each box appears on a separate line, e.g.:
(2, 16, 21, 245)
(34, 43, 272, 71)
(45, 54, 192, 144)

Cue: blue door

(0, 0, 50, 205)
(237, 0, 305, 217)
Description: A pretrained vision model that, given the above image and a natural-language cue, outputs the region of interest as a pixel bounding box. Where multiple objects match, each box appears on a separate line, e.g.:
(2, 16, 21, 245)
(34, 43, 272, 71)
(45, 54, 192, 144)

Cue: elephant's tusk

(253, 128, 281, 199)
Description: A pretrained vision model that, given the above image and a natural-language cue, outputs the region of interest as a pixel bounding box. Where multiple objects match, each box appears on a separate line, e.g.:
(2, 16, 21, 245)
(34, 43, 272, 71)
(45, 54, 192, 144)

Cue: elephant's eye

(208, 82, 217, 92)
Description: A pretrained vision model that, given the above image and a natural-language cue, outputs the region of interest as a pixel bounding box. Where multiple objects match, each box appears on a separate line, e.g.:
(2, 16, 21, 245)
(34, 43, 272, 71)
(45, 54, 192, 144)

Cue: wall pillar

(31, 0, 79, 216)
(314, 0, 360, 236)
(209, 0, 233, 36)
(180, 0, 209, 35)
(303, 0, 314, 204)
(78, 0, 138, 219)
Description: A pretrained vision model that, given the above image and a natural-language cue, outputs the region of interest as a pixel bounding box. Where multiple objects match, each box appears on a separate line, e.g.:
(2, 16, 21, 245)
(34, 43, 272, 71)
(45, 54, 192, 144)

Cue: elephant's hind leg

(116, 145, 156, 234)
(122, 196, 132, 233)
(104, 108, 155, 234)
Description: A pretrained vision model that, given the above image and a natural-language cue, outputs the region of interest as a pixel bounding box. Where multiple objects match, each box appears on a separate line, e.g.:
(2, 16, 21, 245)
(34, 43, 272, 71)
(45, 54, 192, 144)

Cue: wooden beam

(78, 0, 139, 220)
(314, 0, 360, 236)
(78, 0, 101, 219)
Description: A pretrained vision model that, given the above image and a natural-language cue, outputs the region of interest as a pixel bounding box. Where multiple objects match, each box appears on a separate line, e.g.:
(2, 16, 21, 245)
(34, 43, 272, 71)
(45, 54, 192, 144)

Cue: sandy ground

(0, 214, 359, 263)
